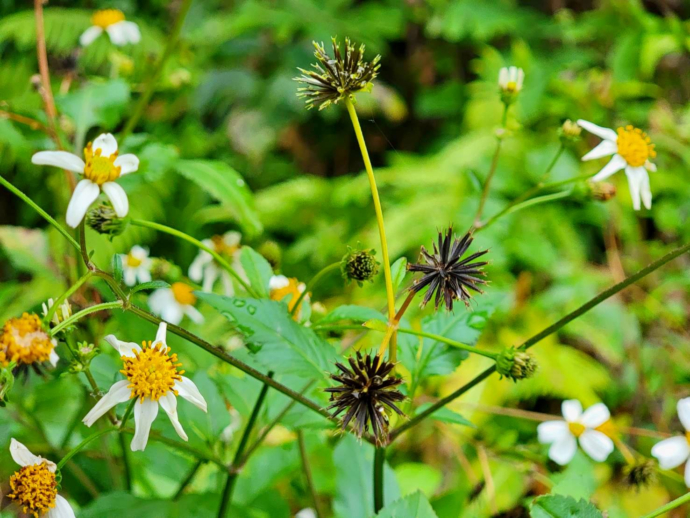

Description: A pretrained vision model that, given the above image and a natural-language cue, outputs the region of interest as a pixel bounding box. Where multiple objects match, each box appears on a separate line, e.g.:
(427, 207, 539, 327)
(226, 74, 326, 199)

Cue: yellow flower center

(616, 126, 656, 168)
(211, 235, 239, 257)
(91, 9, 126, 29)
(8, 462, 57, 518)
(686, 431, 690, 446)
(0, 313, 54, 367)
(83, 142, 121, 186)
(568, 421, 586, 438)
(270, 278, 305, 318)
(121, 340, 183, 402)
(126, 252, 142, 268)
(595, 419, 617, 438)
(171, 282, 196, 305)
(504, 81, 518, 93)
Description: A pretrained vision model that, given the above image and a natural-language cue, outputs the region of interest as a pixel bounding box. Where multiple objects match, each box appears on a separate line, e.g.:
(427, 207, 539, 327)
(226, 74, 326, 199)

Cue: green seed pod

(341, 246, 379, 285)
(496, 347, 538, 382)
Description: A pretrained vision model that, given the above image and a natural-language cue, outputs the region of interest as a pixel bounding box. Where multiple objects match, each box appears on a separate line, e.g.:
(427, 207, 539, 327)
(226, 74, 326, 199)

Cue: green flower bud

(559, 119, 582, 143)
(259, 240, 282, 270)
(150, 258, 183, 283)
(496, 347, 538, 381)
(587, 181, 617, 202)
(0, 363, 16, 407)
(86, 203, 128, 238)
(341, 246, 379, 285)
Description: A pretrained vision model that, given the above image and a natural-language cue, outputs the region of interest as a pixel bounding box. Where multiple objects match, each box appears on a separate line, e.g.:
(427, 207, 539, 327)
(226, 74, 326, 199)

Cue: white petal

(561, 400, 583, 422)
(32, 151, 85, 173)
(49, 349, 59, 367)
(66, 179, 100, 228)
(82, 380, 132, 427)
(625, 166, 646, 211)
(154, 322, 167, 350)
(549, 434, 577, 466)
(581, 140, 618, 161)
(189, 252, 211, 282)
(221, 271, 234, 297)
(184, 305, 204, 324)
(678, 398, 690, 431)
(131, 398, 159, 451)
(121, 21, 141, 44)
(201, 263, 220, 293)
(580, 403, 610, 428)
(162, 301, 184, 325)
(175, 377, 207, 412)
(46, 495, 76, 518)
(651, 436, 690, 469)
(114, 154, 140, 176)
(579, 430, 614, 462)
(516, 68, 524, 90)
(106, 21, 131, 46)
(105, 335, 141, 357)
(79, 26, 103, 47)
(93, 133, 118, 157)
(10, 438, 56, 471)
(269, 275, 289, 290)
(591, 154, 626, 182)
(645, 160, 657, 172)
(102, 182, 129, 218)
(148, 288, 174, 315)
(639, 167, 652, 210)
(537, 420, 569, 444)
(577, 119, 618, 141)
(159, 393, 188, 441)
(498, 67, 508, 88)
(124, 267, 137, 287)
(130, 245, 148, 259)
(685, 459, 690, 488)
(137, 268, 152, 283)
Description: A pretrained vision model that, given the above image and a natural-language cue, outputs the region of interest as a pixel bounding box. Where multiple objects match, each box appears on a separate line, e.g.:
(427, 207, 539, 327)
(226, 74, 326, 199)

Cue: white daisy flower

(32, 133, 139, 228)
(577, 120, 657, 210)
(651, 398, 690, 486)
(498, 66, 524, 94)
(537, 400, 615, 466)
(120, 245, 153, 287)
(189, 231, 243, 296)
(82, 322, 207, 451)
(148, 282, 204, 326)
(41, 298, 72, 326)
(80, 9, 141, 47)
(7, 439, 75, 517)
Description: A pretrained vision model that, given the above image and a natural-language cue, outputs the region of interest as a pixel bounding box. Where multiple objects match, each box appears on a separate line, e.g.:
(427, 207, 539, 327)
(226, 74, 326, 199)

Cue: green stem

(120, 0, 194, 140)
(79, 220, 92, 269)
(217, 472, 235, 518)
(397, 327, 498, 360)
(56, 427, 118, 470)
(298, 431, 323, 518)
(50, 300, 123, 336)
(290, 262, 340, 317)
(641, 492, 690, 518)
(173, 460, 204, 500)
(373, 447, 385, 513)
(390, 240, 690, 441)
(44, 271, 93, 324)
(120, 398, 137, 429)
(94, 269, 129, 301)
(0, 174, 80, 251)
(130, 218, 256, 297)
(120, 426, 225, 467)
(344, 98, 397, 362)
(119, 432, 132, 491)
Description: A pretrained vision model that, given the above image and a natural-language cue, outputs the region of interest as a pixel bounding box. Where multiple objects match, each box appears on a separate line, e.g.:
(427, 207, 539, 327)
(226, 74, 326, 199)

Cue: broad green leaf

(530, 495, 603, 518)
(239, 246, 273, 298)
(130, 280, 170, 294)
(414, 403, 474, 427)
(394, 465, 442, 500)
(363, 319, 389, 332)
(376, 491, 438, 518)
(317, 305, 385, 325)
(197, 294, 337, 379)
(390, 257, 408, 293)
(174, 159, 262, 237)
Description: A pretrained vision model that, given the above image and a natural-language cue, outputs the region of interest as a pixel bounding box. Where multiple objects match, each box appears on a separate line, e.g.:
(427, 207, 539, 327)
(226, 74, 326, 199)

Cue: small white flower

(7, 439, 76, 517)
(149, 282, 204, 326)
(120, 245, 153, 287)
(32, 133, 139, 228)
(651, 398, 690, 486)
(295, 509, 317, 518)
(577, 120, 657, 210)
(498, 66, 524, 94)
(189, 232, 243, 296)
(41, 298, 72, 326)
(537, 400, 614, 466)
(80, 9, 141, 47)
(82, 322, 207, 451)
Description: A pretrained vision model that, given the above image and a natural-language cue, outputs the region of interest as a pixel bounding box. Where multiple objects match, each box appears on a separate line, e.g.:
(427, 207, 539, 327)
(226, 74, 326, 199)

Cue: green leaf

(197, 294, 337, 379)
(390, 257, 408, 293)
(363, 319, 389, 332)
(130, 280, 170, 295)
(414, 403, 474, 427)
(530, 495, 603, 518)
(376, 491, 438, 518)
(239, 247, 273, 298)
(317, 305, 386, 325)
(112, 254, 123, 284)
(173, 159, 262, 237)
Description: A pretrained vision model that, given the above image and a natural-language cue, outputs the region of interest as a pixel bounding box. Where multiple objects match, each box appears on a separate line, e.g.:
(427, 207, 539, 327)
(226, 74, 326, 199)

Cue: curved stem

(50, 301, 123, 336)
(390, 240, 690, 441)
(642, 492, 690, 518)
(344, 98, 397, 362)
(373, 447, 385, 513)
(298, 431, 323, 518)
(130, 218, 256, 297)
(397, 327, 498, 360)
(173, 460, 203, 500)
(291, 262, 340, 317)
(44, 271, 93, 324)
(57, 427, 118, 470)
(0, 175, 80, 251)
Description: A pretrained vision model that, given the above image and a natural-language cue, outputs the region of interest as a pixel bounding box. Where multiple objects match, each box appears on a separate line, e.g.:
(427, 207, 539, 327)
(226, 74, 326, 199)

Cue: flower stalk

(50, 301, 124, 337)
(290, 262, 340, 317)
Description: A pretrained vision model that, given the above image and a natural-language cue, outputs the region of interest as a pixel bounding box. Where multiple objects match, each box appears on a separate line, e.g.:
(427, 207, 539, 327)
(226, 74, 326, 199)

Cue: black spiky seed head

(325, 351, 405, 445)
(294, 37, 381, 110)
(407, 227, 488, 311)
(342, 246, 379, 285)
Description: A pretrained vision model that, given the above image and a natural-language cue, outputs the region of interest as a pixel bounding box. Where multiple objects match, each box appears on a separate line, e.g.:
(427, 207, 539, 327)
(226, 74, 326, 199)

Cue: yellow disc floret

(616, 125, 656, 168)
(121, 341, 183, 402)
(270, 278, 304, 314)
(171, 282, 196, 305)
(568, 421, 585, 438)
(83, 141, 121, 185)
(0, 313, 54, 367)
(91, 9, 126, 29)
(8, 462, 57, 518)
(211, 235, 239, 257)
(126, 252, 142, 268)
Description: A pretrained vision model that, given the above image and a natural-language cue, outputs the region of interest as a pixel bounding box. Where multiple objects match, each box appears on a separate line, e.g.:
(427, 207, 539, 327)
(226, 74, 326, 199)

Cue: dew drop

(247, 305, 256, 315)
(233, 299, 246, 308)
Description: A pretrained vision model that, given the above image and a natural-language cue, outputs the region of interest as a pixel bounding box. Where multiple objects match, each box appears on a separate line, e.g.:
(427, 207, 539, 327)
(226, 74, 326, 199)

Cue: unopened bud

(498, 66, 524, 105)
(259, 240, 282, 270)
(86, 203, 128, 238)
(341, 246, 379, 285)
(559, 119, 582, 142)
(42, 298, 72, 327)
(588, 181, 616, 201)
(150, 258, 183, 283)
(496, 347, 538, 381)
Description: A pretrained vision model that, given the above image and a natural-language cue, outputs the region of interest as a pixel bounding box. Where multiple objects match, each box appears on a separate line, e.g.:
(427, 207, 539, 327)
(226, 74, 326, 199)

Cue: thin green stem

(173, 460, 204, 500)
(120, 0, 194, 140)
(641, 492, 690, 518)
(298, 431, 323, 518)
(120, 426, 225, 467)
(56, 427, 118, 470)
(373, 447, 385, 513)
(44, 271, 93, 324)
(344, 98, 397, 362)
(79, 220, 93, 269)
(130, 218, 256, 297)
(0, 174, 80, 251)
(119, 398, 137, 429)
(217, 472, 235, 518)
(119, 433, 132, 491)
(291, 262, 340, 317)
(50, 300, 123, 336)
(397, 327, 498, 360)
(390, 240, 690, 441)
(94, 269, 129, 301)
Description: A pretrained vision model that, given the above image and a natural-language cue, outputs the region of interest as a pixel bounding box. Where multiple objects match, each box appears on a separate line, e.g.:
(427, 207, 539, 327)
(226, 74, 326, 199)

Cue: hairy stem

(44, 271, 93, 324)
(50, 301, 124, 336)
(473, 103, 508, 228)
(373, 447, 385, 513)
(56, 427, 118, 470)
(291, 262, 341, 317)
(397, 327, 498, 360)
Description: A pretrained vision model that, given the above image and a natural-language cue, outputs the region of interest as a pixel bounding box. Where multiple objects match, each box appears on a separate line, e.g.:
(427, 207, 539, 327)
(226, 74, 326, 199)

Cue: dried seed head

(623, 460, 656, 490)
